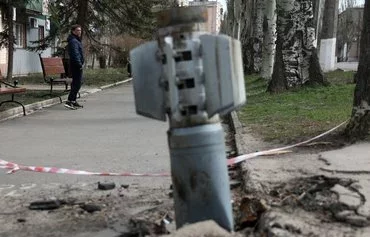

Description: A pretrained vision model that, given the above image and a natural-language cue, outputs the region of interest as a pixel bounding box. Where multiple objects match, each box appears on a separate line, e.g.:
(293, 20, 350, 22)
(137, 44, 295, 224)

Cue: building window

(14, 23, 25, 48)
(38, 26, 45, 44)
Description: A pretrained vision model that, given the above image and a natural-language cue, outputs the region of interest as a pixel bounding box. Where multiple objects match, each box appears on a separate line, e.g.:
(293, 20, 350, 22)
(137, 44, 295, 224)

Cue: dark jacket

(67, 34, 84, 68)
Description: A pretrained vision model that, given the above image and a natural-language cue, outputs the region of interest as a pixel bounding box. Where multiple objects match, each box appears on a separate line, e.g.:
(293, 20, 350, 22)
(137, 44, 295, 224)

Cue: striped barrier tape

(227, 120, 348, 166)
(0, 159, 170, 177)
(0, 120, 348, 177)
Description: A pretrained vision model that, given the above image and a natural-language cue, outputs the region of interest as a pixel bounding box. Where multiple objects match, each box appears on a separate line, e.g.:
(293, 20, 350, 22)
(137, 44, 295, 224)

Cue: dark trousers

(68, 67, 83, 102)
(127, 62, 131, 76)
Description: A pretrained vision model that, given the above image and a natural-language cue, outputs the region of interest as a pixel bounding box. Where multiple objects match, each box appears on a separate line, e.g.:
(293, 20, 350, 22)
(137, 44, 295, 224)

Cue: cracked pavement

(238, 129, 370, 236)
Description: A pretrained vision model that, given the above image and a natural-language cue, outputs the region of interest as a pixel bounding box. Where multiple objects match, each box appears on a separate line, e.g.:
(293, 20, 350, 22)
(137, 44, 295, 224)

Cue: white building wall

(189, 0, 223, 33)
(13, 17, 52, 76)
(0, 12, 8, 74)
(0, 0, 52, 76)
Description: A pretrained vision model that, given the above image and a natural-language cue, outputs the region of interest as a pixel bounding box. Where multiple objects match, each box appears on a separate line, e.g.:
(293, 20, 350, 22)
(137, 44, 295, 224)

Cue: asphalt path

(0, 83, 171, 193)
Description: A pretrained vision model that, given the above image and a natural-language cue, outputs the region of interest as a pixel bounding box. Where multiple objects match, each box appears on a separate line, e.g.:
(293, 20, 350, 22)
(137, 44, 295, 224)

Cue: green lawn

(238, 71, 356, 144)
(1, 67, 358, 144)
(0, 90, 68, 112)
(83, 68, 128, 87)
(14, 68, 128, 87)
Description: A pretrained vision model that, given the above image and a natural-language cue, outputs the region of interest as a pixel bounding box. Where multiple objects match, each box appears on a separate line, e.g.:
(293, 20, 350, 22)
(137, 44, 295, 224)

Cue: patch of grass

(325, 70, 356, 85)
(238, 73, 355, 144)
(83, 68, 128, 87)
(14, 73, 44, 85)
(0, 90, 68, 111)
(14, 68, 128, 87)
(2, 68, 128, 112)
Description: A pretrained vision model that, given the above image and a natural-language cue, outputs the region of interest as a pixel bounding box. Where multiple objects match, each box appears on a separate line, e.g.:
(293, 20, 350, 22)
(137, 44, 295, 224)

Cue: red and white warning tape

(0, 159, 170, 177)
(0, 120, 348, 177)
(227, 120, 348, 166)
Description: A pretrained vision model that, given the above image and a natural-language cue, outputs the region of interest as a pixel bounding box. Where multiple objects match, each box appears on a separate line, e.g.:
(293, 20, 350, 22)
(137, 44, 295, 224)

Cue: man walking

(65, 24, 84, 110)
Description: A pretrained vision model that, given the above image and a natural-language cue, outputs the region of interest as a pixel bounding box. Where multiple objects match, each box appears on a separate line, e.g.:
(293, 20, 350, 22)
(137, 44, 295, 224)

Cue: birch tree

(238, 0, 255, 73)
(234, 0, 241, 39)
(344, 0, 370, 140)
(260, 0, 277, 80)
(312, 0, 325, 53)
(223, 0, 253, 72)
(319, 0, 339, 71)
(268, 0, 326, 93)
(252, 0, 265, 72)
(237, 0, 263, 74)
(225, 0, 276, 79)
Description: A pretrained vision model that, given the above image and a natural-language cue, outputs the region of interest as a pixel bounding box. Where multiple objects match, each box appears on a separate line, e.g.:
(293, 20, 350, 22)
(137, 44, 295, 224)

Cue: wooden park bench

(0, 70, 27, 116)
(39, 54, 72, 103)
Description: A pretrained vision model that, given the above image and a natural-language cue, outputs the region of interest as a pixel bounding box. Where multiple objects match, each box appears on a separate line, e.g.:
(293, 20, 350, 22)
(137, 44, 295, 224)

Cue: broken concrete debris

(98, 182, 116, 190)
(29, 200, 61, 211)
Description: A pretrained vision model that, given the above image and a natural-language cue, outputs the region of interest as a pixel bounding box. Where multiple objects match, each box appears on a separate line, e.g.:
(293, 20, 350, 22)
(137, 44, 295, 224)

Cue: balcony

(26, 0, 43, 14)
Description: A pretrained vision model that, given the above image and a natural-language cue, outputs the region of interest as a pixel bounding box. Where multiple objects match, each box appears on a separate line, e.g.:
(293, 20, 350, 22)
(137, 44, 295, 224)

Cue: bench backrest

(39, 56, 66, 78)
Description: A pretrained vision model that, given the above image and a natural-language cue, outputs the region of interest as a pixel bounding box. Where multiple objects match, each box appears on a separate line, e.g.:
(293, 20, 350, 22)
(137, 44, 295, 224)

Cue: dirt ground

(234, 125, 370, 237)
(1, 123, 369, 237)
(0, 182, 175, 237)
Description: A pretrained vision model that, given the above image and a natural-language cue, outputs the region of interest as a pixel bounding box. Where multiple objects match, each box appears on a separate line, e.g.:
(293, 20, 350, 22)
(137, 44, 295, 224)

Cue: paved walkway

(0, 83, 171, 189)
(21, 84, 95, 91)
(336, 62, 359, 71)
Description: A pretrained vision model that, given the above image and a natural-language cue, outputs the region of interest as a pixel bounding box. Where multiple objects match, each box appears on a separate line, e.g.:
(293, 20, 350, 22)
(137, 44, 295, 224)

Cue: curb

(100, 78, 132, 90)
(229, 111, 266, 195)
(230, 111, 248, 155)
(0, 78, 133, 122)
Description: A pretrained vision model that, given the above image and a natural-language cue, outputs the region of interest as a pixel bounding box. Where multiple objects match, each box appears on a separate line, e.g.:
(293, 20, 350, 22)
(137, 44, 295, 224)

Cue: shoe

(64, 101, 77, 110)
(72, 101, 83, 108)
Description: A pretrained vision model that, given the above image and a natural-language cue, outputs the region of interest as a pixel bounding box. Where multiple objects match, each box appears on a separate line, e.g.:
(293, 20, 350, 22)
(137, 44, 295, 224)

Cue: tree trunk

(98, 54, 107, 69)
(108, 47, 112, 67)
(319, 0, 338, 71)
(6, 5, 14, 81)
(223, 0, 235, 36)
(267, 29, 286, 93)
(239, 0, 257, 74)
(344, 0, 370, 141)
(224, 0, 264, 74)
(260, 0, 277, 80)
(326, 1, 339, 38)
(268, 0, 326, 92)
(76, 0, 89, 32)
(312, 0, 326, 53)
(92, 54, 95, 69)
(233, 0, 241, 39)
(308, 48, 327, 85)
(252, 0, 265, 72)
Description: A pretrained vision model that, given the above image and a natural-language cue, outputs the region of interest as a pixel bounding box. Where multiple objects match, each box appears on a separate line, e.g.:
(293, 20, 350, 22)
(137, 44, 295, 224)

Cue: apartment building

(336, 7, 363, 62)
(0, 0, 51, 76)
(189, 0, 223, 33)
